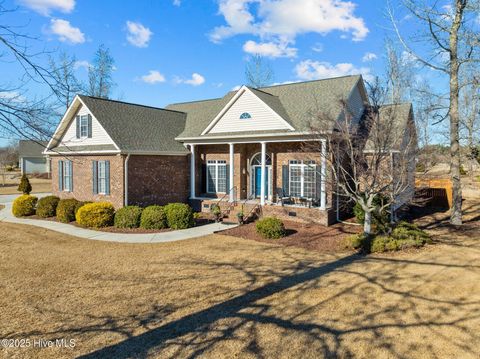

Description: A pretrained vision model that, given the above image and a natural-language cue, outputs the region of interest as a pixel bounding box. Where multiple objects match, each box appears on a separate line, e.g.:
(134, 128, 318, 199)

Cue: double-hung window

(207, 160, 227, 193)
(92, 160, 110, 195)
(76, 114, 92, 139)
(58, 160, 73, 192)
(289, 160, 316, 198)
(80, 115, 89, 138)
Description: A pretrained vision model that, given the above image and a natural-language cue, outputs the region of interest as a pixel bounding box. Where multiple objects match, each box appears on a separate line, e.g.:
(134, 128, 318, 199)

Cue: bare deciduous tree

(49, 51, 84, 111)
(389, 0, 480, 225)
(0, 2, 59, 142)
(88, 44, 116, 98)
(306, 81, 416, 234)
(245, 54, 274, 88)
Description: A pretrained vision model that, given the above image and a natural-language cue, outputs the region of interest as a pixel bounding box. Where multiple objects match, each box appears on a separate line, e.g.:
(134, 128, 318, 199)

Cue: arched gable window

(240, 112, 252, 119)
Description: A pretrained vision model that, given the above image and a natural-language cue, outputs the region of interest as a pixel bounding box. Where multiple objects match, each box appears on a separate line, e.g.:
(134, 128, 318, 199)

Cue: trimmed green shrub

(12, 194, 38, 217)
(256, 217, 286, 239)
(348, 222, 431, 253)
(56, 199, 81, 223)
(75, 201, 92, 215)
(114, 206, 143, 229)
(140, 205, 168, 230)
(164, 203, 194, 229)
(17, 174, 32, 195)
(76, 202, 115, 228)
(36, 196, 60, 218)
(346, 233, 369, 250)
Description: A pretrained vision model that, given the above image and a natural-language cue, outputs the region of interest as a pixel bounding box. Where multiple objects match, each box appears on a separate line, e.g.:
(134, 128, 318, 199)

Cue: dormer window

(240, 112, 252, 119)
(80, 116, 89, 138)
(76, 114, 92, 139)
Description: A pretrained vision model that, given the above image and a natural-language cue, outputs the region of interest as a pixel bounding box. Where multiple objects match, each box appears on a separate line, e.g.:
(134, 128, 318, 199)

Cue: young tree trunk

(364, 211, 372, 235)
(449, 1, 464, 226)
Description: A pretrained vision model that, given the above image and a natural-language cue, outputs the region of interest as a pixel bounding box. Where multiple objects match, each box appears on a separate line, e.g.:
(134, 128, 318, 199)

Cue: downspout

(124, 154, 131, 207)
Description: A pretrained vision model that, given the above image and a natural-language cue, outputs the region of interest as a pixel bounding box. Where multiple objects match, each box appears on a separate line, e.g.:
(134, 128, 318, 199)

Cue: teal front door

(254, 166, 269, 198)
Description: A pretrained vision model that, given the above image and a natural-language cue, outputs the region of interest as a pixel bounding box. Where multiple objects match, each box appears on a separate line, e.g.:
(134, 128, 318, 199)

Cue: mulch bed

(220, 219, 362, 253)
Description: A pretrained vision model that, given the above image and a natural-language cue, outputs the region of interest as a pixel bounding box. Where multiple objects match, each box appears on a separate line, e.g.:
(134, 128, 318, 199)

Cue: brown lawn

(0, 204, 479, 358)
(0, 175, 51, 195)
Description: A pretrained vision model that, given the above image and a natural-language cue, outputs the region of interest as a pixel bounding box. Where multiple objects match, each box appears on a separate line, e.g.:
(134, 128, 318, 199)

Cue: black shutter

(201, 164, 207, 194)
(76, 116, 80, 138)
(225, 164, 230, 192)
(58, 160, 64, 191)
(87, 115, 92, 138)
(282, 165, 289, 196)
(69, 161, 73, 192)
(105, 161, 110, 195)
(92, 161, 98, 194)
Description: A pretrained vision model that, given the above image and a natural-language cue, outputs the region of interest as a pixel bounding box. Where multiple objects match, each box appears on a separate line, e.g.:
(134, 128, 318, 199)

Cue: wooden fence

(415, 178, 453, 208)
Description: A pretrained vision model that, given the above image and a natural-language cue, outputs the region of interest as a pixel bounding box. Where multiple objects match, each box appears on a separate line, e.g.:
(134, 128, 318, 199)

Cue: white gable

(59, 103, 115, 147)
(205, 87, 294, 135)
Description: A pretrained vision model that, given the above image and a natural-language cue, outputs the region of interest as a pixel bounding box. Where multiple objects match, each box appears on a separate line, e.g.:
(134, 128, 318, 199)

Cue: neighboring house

(19, 140, 50, 175)
(44, 75, 416, 225)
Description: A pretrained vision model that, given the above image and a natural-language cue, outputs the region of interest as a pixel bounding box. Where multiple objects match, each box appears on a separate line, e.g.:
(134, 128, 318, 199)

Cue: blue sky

(0, 0, 455, 146)
(1, 0, 394, 104)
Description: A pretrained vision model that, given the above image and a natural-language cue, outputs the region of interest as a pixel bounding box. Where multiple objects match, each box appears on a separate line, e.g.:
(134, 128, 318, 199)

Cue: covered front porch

(187, 139, 336, 225)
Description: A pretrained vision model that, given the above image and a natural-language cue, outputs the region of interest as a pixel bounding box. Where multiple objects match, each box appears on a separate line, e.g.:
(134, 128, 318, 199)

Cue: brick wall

(127, 155, 190, 207)
(51, 155, 125, 209)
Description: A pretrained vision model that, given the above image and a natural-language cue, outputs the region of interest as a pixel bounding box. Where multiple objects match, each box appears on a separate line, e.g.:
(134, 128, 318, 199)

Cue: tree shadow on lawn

(73, 246, 480, 359)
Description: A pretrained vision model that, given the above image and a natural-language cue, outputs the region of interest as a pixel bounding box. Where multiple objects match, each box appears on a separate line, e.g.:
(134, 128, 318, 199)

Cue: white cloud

(126, 21, 153, 48)
(210, 0, 368, 46)
(362, 52, 377, 62)
(173, 0, 181, 5)
(0, 91, 26, 102)
(175, 73, 206, 86)
(295, 60, 371, 81)
(311, 43, 323, 53)
(73, 60, 91, 71)
(19, 0, 75, 16)
(243, 40, 297, 58)
(48, 19, 85, 44)
(140, 70, 166, 84)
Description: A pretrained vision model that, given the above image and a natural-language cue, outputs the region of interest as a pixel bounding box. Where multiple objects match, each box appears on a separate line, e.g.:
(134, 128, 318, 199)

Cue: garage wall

(21, 157, 48, 174)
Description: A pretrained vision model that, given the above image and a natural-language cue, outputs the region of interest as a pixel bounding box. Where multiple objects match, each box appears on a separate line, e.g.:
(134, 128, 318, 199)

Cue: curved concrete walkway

(0, 199, 236, 244)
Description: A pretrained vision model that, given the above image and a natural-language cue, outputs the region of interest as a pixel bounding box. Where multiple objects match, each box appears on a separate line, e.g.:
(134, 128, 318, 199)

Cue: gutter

(124, 154, 131, 207)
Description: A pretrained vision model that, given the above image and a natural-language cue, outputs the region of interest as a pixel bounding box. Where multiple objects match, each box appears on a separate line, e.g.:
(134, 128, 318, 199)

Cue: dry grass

(0, 210, 479, 359)
(0, 175, 51, 195)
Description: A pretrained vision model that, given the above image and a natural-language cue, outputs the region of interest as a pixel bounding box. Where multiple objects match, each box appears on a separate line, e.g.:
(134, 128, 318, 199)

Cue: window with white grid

(207, 160, 227, 193)
(289, 160, 316, 198)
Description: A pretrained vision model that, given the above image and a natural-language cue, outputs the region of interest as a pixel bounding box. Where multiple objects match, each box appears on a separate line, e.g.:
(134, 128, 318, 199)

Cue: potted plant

(210, 204, 222, 222)
(237, 210, 245, 225)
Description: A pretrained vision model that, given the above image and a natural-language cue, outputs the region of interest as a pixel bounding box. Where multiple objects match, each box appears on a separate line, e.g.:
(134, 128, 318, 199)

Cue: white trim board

(201, 86, 295, 136)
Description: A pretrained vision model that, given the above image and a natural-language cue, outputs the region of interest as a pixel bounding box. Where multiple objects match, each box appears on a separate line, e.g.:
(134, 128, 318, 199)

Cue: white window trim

(97, 161, 107, 195)
(79, 115, 89, 138)
(207, 160, 227, 194)
(63, 161, 72, 192)
(289, 160, 317, 198)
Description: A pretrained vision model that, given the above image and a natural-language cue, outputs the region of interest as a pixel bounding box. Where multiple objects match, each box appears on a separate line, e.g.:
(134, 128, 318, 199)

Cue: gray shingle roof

(78, 96, 188, 153)
(18, 140, 48, 157)
(168, 75, 362, 138)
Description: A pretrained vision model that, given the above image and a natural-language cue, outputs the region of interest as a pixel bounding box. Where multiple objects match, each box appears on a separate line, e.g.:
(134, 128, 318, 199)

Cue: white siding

(347, 83, 366, 121)
(59, 104, 115, 147)
(208, 89, 292, 134)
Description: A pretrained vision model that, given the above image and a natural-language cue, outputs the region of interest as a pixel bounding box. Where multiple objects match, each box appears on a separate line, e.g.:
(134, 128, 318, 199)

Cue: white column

(229, 143, 235, 202)
(260, 142, 267, 205)
(190, 144, 196, 199)
(320, 139, 327, 210)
